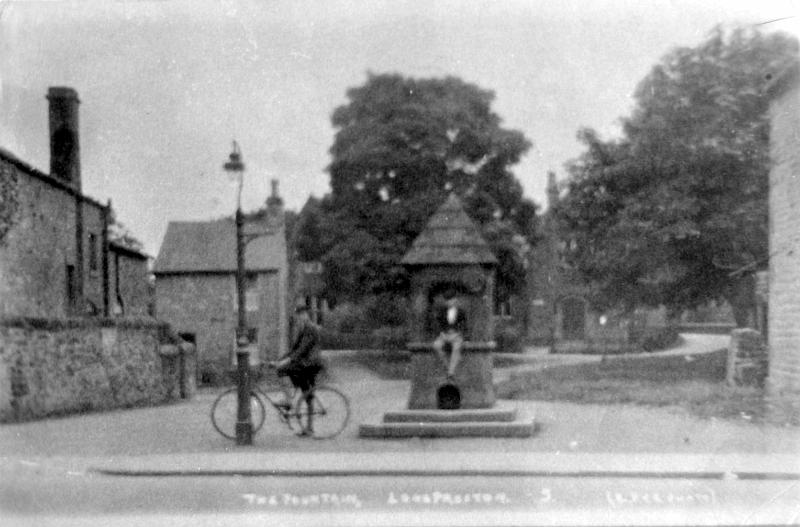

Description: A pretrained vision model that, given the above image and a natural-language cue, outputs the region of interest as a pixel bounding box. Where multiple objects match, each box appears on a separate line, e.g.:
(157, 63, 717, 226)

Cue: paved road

(1, 333, 799, 524)
(3, 450, 800, 526)
(1, 332, 797, 467)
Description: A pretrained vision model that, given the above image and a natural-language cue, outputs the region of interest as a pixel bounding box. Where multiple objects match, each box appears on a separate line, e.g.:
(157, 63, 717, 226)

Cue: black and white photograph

(0, 0, 799, 525)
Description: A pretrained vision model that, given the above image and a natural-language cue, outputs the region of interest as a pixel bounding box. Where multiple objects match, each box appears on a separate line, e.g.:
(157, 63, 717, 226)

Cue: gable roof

(109, 241, 150, 260)
(153, 219, 285, 274)
(401, 193, 497, 266)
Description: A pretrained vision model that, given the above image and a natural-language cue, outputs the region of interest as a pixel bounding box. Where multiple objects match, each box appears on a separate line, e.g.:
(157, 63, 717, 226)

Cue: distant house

(525, 172, 666, 352)
(153, 184, 288, 381)
(766, 61, 800, 408)
(0, 87, 150, 318)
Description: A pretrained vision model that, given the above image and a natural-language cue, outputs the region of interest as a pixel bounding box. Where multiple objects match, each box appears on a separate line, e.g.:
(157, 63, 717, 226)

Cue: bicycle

(210, 374, 350, 440)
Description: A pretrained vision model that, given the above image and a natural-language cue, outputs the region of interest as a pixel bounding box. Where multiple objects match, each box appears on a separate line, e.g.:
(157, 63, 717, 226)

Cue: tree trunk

(724, 274, 755, 328)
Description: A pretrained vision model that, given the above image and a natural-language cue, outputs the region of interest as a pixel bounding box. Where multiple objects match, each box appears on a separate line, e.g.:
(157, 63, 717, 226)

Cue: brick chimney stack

(266, 179, 284, 226)
(47, 87, 81, 190)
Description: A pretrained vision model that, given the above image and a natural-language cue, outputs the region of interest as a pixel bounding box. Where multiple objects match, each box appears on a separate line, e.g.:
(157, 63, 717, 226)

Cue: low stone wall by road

(0, 316, 195, 422)
(726, 328, 768, 388)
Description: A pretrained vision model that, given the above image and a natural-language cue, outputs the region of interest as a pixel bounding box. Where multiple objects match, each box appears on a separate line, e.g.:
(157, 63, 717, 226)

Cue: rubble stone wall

(0, 316, 194, 422)
(727, 328, 768, 387)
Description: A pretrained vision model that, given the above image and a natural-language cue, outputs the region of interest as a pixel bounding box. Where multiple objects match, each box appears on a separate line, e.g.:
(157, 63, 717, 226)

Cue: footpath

(493, 333, 732, 384)
(1, 333, 798, 474)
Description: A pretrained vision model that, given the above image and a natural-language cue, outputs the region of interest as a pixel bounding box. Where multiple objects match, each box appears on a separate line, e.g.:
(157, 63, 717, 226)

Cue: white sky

(1, 0, 798, 256)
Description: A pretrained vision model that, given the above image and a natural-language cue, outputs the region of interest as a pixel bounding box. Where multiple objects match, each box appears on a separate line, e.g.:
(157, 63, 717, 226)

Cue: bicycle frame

(211, 380, 349, 440)
(253, 384, 305, 427)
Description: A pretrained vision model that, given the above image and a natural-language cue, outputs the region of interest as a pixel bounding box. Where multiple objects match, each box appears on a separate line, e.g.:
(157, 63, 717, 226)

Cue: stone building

(0, 87, 191, 422)
(0, 87, 150, 319)
(526, 172, 664, 352)
(109, 241, 152, 317)
(766, 61, 800, 411)
(153, 183, 288, 381)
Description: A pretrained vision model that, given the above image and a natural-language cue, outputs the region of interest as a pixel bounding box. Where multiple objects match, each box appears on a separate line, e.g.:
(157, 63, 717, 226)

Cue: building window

(88, 233, 98, 272)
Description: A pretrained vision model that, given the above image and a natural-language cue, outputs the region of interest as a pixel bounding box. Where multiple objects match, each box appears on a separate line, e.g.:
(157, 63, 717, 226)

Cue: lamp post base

(235, 349, 253, 445)
(236, 422, 253, 445)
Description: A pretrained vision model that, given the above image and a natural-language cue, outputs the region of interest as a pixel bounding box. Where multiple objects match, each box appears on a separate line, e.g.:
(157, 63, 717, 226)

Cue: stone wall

(0, 316, 195, 422)
(155, 271, 284, 382)
(727, 328, 768, 387)
(81, 199, 107, 314)
(767, 65, 800, 418)
(155, 274, 236, 377)
(1, 158, 77, 317)
(111, 251, 152, 316)
(552, 306, 633, 354)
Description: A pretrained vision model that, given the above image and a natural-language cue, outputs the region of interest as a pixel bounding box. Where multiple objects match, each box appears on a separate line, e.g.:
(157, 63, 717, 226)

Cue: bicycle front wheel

(291, 386, 350, 439)
(211, 388, 266, 440)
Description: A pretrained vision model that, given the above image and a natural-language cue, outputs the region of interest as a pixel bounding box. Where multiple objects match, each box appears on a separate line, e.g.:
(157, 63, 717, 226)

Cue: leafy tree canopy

(554, 27, 798, 325)
(108, 209, 145, 253)
(299, 73, 537, 302)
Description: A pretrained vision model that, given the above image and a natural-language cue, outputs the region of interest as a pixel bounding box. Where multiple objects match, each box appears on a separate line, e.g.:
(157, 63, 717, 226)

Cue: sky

(1, 0, 798, 256)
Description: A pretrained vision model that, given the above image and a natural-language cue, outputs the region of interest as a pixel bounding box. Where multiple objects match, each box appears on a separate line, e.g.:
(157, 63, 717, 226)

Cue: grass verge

(350, 346, 797, 426)
(499, 350, 798, 425)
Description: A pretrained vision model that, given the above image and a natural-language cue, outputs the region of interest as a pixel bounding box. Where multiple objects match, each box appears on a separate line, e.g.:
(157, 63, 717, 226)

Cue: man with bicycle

(269, 305, 324, 428)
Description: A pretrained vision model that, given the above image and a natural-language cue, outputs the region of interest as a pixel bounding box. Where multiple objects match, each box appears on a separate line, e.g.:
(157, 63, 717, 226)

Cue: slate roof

(109, 241, 150, 260)
(401, 193, 497, 265)
(153, 219, 285, 274)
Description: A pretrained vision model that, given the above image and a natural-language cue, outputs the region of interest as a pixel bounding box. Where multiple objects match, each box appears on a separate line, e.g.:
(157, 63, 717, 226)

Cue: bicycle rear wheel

(291, 386, 350, 439)
(211, 388, 266, 440)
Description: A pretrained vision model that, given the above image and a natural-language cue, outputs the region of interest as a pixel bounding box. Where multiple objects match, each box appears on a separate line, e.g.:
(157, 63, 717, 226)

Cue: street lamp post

(223, 141, 252, 446)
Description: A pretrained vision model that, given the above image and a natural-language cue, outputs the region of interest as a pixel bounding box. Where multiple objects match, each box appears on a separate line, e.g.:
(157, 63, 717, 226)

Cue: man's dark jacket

(286, 322, 322, 368)
(278, 321, 323, 391)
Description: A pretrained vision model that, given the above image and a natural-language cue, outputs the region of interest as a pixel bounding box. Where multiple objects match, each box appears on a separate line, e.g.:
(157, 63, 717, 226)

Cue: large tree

(555, 27, 798, 325)
(312, 73, 537, 302)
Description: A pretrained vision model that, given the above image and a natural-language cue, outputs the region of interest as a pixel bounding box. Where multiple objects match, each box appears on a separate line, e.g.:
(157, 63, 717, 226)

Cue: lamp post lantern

(223, 140, 252, 446)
